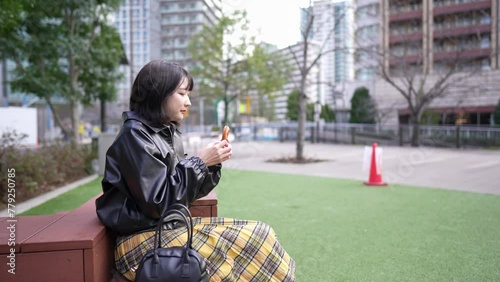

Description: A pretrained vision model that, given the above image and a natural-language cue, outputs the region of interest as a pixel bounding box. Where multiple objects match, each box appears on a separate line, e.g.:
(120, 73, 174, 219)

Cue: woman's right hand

(197, 140, 232, 167)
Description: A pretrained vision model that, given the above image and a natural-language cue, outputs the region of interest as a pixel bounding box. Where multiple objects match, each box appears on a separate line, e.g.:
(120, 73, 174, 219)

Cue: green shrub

(494, 98, 500, 125)
(0, 131, 96, 210)
(349, 87, 377, 124)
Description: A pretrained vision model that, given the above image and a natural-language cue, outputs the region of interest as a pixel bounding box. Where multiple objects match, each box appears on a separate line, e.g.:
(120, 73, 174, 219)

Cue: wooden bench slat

(0, 214, 66, 254)
(191, 190, 218, 206)
(21, 195, 106, 253)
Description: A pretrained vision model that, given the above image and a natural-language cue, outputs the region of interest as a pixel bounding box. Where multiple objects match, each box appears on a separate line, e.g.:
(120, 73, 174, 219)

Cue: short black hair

(129, 60, 194, 125)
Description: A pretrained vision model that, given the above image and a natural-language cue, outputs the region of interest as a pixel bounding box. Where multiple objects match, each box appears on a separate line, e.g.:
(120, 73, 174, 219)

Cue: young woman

(96, 60, 295, 281)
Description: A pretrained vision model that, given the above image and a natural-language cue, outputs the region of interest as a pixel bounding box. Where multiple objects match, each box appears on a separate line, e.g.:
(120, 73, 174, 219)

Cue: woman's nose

(185, 96, 191, 107)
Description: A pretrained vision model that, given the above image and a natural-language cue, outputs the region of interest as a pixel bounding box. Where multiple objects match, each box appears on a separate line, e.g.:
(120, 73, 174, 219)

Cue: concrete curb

(1, 174, 99, 216)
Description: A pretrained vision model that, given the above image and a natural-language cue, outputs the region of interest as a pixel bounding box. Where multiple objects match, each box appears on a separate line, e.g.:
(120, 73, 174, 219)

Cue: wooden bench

(0, 190, 218, 282)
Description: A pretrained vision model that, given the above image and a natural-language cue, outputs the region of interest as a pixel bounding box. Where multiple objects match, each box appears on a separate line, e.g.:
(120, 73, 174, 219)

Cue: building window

(481, 58, 490, 70)
(480, 14, 491, 25)
(481, 36, 490, 48)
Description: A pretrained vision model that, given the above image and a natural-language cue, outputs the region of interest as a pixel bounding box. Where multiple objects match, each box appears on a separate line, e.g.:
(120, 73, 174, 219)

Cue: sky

(223, 0, 311, 48)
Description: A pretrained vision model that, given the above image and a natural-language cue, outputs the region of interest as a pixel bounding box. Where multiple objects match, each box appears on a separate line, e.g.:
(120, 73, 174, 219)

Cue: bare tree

(354, 2, 490, 147)
(287, 1, 350, 161)
(188, 11, 290, 126)
(374, 101, 398, 129)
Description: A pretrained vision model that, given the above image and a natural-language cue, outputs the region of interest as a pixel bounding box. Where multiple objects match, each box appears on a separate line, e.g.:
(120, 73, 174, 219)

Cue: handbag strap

(166, 203, 193, 219)
(166, 203, 194, 232)
(152, 205, 194, 262)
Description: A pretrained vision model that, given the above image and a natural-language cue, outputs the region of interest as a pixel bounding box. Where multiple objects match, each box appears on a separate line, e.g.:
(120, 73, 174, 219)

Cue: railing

(390, 3, 422, 14)
(434, 0, 487, 8)
(222, 122, 500, 148)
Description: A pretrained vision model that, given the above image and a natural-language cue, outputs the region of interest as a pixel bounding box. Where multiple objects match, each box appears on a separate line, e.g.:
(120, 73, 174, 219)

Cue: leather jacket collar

(122, 111, 181, 136)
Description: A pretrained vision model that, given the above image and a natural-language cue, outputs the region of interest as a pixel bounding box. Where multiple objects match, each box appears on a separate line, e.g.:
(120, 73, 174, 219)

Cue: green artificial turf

(22, 169, 500, 281)
(216, 169, 500, 282)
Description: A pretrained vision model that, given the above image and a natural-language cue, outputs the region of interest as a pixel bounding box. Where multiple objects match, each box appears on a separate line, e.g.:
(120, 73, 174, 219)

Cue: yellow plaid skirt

(115, 217, 296, 281)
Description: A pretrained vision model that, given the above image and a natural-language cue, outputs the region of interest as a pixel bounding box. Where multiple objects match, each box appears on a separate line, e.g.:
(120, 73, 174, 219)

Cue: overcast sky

(223, 0, 311, 48)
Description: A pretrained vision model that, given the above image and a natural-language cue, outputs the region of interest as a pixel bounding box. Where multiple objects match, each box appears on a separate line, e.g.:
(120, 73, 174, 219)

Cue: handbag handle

(152, 205, 194, 264)
(161, 203, 194, 243)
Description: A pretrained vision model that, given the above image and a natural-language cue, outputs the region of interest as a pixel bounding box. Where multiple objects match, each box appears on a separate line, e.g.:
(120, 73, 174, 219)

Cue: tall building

(354, 0, 380, 81)
(308, 0, 355, 113)
(372, 0, 500, 125)
(113, 0, 156, 118)
(157, 0, 222, 68)
(382, 0, 497, 74)
(113, 0, 223, 124)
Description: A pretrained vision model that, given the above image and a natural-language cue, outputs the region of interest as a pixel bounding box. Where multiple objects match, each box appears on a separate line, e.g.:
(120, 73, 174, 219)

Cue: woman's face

(164, 77, 191, 123)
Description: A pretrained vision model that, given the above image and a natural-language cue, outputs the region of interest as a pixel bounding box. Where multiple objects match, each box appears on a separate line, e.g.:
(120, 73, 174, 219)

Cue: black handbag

(135, 204, 209, 282)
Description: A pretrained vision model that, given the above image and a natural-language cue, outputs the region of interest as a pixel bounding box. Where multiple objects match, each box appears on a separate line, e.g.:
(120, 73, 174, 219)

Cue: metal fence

(226, 122, 500, 148)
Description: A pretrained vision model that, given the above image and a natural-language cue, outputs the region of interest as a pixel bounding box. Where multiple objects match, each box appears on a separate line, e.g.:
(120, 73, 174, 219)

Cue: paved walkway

(188, 140, 500, 195)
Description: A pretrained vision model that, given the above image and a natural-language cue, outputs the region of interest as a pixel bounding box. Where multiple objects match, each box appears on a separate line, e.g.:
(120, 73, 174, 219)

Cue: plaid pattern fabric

(115, 217, 295, 281)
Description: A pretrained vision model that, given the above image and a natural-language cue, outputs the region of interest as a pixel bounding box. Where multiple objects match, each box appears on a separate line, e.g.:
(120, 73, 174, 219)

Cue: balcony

(433, 24, 491, 39)
(390, 9, 422, 22)
(433, 0, 491, 16)
(433, 48, 491, 61)
(389, 3, 422, 22)
(389, 54, 423, 65)
(390, 32, 423, 44)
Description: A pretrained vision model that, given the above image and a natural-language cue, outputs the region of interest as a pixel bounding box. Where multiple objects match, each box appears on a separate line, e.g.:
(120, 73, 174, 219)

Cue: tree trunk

(45, 97, 71, 139)
(296, 90, 307, 161)
(70, 100, 80, 141)
(410, 114, 421, 147)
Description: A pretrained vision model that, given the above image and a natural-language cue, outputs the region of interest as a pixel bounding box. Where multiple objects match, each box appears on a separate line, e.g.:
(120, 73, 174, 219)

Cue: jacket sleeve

(109, 127, 211, 219)
(191, 163, 221, 201)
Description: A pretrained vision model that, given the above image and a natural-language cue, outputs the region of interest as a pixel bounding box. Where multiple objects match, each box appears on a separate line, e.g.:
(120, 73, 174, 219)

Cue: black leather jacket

(95, 111, 221, 235)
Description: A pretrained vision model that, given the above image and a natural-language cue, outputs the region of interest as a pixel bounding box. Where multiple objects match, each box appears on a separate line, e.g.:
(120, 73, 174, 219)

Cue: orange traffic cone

(364, 142, 388, 186)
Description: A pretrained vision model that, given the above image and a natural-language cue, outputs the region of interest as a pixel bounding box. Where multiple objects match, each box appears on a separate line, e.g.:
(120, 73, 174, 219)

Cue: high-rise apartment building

(307, 0, 355, 113)
(157, 0, 222, 67)
(297, 0, 355, 121)
(381, 0, 497, 74)
(354, 0, 380, 81)
(113, 0, 222, 123)
(371, 0, 500, 125)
